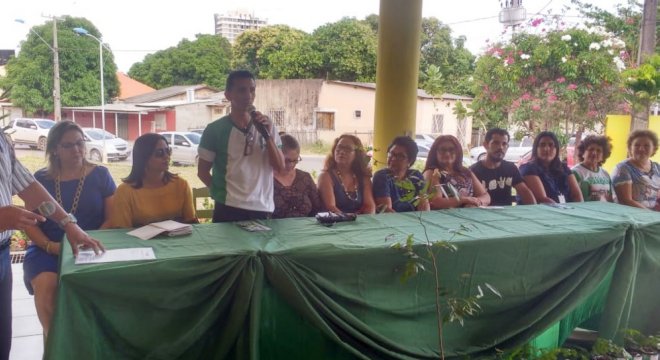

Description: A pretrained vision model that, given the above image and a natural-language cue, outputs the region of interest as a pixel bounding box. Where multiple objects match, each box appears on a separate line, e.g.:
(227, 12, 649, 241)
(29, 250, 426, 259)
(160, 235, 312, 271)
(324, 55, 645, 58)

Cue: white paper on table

(127, 220, 193, 240)
(74, 247, 156, 265)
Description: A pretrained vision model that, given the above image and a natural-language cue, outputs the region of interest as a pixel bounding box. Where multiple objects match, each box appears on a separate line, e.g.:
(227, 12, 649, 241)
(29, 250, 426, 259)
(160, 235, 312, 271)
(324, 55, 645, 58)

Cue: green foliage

(232, 25, 313, 79)
(129, 34, 231, 89)
(420, 17, 476, 96)
(4, 16, 119, 116)
(312, 17, 378, 82)
(622, 54, 660, 112)
(421, 64, 444, 98)
(592, 338, 629, 358)
(471, 17, 627, 134)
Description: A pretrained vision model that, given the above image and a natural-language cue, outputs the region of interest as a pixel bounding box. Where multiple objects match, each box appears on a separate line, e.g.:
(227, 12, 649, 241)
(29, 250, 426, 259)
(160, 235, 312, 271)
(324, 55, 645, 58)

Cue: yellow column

(373, 0, 423, 170)
(649, 115, 660, 163)
(603, 115, 632, 173)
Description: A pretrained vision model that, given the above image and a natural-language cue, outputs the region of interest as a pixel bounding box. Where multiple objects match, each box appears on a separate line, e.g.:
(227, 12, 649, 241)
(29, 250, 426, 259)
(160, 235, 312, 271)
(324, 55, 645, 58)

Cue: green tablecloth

(46, 203, 660, 359)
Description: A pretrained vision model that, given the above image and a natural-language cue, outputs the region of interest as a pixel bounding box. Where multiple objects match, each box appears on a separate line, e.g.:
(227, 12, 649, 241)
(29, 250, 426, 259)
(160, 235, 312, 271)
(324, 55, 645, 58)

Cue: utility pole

(52, 18, 61, 121)
(632, 0, 658, 130)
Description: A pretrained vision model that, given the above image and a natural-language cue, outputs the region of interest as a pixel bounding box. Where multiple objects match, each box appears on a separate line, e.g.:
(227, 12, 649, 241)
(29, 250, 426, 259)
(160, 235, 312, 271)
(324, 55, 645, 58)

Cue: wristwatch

(59, 213, 78, 229)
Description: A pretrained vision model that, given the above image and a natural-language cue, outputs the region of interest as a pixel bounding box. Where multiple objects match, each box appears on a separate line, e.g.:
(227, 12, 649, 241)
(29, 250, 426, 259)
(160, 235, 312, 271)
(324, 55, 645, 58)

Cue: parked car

(516, 149, 533, 168)
(565, 137, 576, 167)
(9, 118, 55, 150)
(159, 131, 201, 165)
(81, 128, 130, 162)
(190, 128, 205, 135)
(469, 136, 534, 162)
(415, 133, 436, 147)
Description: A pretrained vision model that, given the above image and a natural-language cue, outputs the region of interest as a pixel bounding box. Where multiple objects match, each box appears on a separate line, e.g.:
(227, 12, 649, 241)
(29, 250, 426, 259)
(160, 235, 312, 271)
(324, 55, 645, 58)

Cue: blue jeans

(0, 244, 11, 360)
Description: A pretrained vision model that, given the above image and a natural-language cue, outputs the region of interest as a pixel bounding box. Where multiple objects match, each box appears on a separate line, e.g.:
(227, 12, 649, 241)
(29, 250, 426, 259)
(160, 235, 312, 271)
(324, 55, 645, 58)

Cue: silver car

(82, 128, 130, 162)
(10, 118, 55, 150)
(159, 131, 201, 165)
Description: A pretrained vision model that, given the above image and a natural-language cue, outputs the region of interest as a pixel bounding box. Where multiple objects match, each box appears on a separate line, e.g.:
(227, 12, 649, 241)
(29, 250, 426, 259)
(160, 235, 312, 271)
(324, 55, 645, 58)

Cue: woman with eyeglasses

(520, 131, 583, 204)
(373, 136, 429, 212)
(318, 134, 376, 214)
(108, 133, 196, 228)
(22, 121, 116, 340)
(611, 130, 660, 210)
(423, 135, 490, 209)
(272, 134, 323, 218)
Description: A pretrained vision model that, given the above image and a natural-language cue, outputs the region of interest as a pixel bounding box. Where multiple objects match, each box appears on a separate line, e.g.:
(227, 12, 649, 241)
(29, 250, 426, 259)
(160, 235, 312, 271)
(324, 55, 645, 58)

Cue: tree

(471, 16, 627, 138)
(623, 54, 660, 122)
(129, 34, 231, 89)
(2, 16, 119, 116)
(311, 17, 378, 81)
(419, 17, 476, 96)
(232, 25, 309, 79)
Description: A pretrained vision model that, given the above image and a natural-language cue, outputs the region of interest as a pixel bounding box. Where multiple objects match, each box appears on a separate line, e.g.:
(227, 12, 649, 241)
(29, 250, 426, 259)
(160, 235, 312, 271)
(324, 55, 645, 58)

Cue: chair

(192, 187, 214, 219)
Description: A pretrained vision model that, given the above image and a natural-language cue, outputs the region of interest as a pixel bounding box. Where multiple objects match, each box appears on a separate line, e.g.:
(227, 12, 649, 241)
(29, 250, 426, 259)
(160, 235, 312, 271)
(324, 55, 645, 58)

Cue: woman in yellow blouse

(108, 133, 196, 228)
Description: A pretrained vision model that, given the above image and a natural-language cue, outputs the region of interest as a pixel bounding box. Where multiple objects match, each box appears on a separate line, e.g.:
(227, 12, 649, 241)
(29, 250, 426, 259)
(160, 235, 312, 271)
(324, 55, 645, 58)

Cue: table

(46, 203, 660, 359)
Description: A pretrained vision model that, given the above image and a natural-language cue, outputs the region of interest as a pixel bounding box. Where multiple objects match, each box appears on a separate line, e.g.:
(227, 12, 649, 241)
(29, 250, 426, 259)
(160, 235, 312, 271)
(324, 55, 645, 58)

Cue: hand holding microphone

(247, 105, 271, 141)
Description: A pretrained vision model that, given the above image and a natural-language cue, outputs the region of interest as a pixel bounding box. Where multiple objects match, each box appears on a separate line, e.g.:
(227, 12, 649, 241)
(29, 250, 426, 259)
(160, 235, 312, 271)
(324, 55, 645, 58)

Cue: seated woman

(611, 129, 660, 210)
(372, 136, 429, 212)
(520, 131, 583, 204)
(23, 121, 115, 339)
(272, 134, 323, 218)
(571, 135, 613, 202)
(423, 135, 490, 209)
(317, 134, 375, 214)
(108, 133, 196, 228)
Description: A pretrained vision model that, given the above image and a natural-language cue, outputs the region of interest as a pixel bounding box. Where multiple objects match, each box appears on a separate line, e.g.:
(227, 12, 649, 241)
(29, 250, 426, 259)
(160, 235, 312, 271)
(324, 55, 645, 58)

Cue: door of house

(117, 114, 129, 140)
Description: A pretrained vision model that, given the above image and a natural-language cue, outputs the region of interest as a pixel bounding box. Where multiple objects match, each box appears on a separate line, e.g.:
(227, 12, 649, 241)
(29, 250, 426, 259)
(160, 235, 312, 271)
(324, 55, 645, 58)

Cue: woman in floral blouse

(272, 134, 323, 218)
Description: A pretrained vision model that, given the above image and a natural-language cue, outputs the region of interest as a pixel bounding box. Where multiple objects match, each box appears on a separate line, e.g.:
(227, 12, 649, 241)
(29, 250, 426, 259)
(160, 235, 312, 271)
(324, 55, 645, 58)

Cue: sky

(1, 0, 623, 73)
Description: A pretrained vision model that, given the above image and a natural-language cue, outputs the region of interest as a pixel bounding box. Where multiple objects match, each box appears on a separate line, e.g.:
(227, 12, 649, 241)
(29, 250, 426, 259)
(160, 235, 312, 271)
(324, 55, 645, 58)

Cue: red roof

(116, 72, 155, 100)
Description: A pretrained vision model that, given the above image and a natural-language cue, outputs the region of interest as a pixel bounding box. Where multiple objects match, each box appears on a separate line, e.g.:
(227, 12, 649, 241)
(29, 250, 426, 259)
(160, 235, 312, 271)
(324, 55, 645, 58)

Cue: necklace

(336, 169, 359, 201)
(55, 165, 88, 214)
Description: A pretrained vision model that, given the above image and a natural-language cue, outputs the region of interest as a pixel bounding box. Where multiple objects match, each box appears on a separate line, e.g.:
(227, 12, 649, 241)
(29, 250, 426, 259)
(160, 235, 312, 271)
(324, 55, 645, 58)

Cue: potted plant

(592, 338, 632, 360)
(623, 330, 659, 360)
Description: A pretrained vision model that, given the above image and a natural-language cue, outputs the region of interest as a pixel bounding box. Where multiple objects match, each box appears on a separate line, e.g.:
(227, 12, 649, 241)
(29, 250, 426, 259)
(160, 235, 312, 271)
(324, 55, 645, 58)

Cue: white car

(159, 131, 201, 165)
(81, 128, 130, 162)
(10, 118, 55, 150)
(469, 136, 534, 162)
(415, 134, 436, 147)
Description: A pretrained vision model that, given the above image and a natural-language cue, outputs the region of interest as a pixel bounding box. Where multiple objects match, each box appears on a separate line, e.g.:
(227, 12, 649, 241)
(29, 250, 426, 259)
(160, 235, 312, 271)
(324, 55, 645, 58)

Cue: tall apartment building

(214, 10, 267, 44)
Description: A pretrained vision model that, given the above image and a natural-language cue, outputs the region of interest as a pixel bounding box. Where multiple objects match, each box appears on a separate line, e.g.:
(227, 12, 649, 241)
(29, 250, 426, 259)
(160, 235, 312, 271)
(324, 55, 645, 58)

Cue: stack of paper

(127, 220, 193, 240)
(75, 248, 156, 265)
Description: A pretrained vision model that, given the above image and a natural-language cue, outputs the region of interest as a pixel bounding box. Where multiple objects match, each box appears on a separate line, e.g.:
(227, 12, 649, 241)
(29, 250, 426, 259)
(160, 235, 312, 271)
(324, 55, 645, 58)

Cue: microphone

(247, 105, 271, 140)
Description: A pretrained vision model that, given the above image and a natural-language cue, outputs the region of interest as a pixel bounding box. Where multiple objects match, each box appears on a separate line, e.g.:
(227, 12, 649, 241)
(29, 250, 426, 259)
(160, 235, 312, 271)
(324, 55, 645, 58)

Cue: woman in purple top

(273, 134, 323, 218)
(22, 121, 115, 340)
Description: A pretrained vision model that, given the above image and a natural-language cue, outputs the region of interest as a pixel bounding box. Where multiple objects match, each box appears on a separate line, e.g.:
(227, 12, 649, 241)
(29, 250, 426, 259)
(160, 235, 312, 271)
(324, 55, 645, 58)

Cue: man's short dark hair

(485, 128, 510, 143)
(225, 70, 255, 91)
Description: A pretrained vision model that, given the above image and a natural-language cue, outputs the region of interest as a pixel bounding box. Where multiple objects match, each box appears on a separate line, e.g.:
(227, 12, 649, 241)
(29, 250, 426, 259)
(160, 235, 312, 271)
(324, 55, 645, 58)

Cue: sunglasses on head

(153, 147, 172, 158)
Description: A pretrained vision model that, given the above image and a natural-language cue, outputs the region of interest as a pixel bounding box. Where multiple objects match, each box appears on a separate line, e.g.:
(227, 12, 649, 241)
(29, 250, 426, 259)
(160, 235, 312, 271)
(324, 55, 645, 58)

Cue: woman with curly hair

(317, 134, 375, 214)
(571, 135, 613, 202)
(423, 135, 490, 209)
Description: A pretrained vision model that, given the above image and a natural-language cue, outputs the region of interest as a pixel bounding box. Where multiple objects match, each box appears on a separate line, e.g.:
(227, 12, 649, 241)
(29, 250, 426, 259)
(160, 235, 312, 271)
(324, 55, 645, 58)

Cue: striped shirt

(0, 134, 35, 243)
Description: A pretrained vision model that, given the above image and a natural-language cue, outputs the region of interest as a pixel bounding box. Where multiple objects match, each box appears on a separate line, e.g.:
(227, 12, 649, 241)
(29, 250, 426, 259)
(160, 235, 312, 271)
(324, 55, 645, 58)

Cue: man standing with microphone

(198, 70, 285, 222)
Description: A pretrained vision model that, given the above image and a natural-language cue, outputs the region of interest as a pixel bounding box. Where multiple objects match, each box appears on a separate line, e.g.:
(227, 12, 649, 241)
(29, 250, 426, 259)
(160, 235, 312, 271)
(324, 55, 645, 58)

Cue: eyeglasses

(244, 130, 255, 156)
(285, 156, 302, 165)
(438, 147, 456, 154)
(153, 147, 172, 158)
(59, 140, 85, 149)
(387, 152, 408, 160)
(335, 145, 356, 154)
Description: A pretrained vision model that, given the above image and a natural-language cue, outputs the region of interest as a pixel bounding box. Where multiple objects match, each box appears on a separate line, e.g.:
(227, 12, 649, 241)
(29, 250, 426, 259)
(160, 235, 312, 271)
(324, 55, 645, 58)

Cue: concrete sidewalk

(10, 263, 43, 360)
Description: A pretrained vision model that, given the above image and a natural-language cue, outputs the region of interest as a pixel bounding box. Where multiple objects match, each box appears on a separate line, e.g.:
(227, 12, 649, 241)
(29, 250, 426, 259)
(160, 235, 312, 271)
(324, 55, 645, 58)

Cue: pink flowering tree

(471, 16, 627, 140)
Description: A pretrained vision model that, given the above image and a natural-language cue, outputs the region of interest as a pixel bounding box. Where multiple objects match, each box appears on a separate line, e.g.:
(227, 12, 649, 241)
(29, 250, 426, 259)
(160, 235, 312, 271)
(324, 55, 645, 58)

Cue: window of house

(432, 114, 444, 133)
(354, 110, 362, 119)
(154, 113, 167, 131)
(269, 109, 285, 128)
(316, 111, 335, 130)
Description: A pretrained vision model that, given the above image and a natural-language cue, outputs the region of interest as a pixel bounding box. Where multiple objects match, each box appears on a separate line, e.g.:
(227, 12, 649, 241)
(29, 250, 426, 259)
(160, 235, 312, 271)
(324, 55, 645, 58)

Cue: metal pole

(99, 40, 107, 163)
(52, 19, 61, 121)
